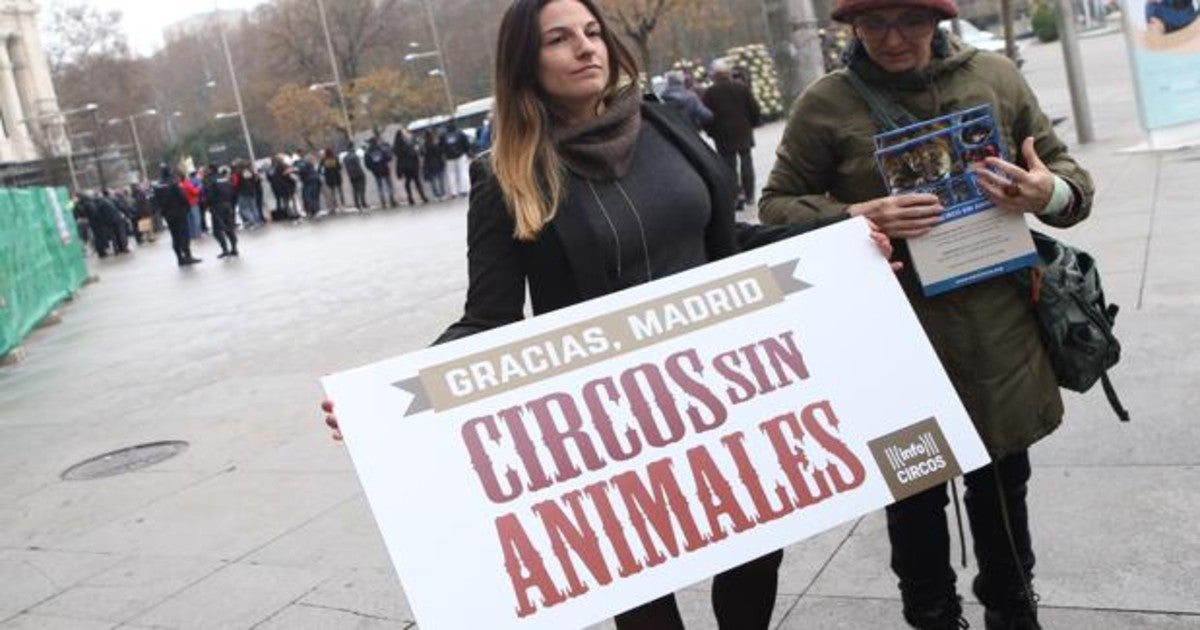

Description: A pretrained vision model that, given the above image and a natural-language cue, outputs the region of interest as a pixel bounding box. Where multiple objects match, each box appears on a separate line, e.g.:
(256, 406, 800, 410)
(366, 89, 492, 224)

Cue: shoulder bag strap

(841, 68, 918, 132)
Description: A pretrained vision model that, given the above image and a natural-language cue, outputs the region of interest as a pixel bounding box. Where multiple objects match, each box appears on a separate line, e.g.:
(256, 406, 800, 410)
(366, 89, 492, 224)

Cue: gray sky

(55, 0, 268, 57)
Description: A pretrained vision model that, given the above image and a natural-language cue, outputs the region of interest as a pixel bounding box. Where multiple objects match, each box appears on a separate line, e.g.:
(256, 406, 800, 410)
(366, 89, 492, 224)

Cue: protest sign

(322, 218, 990, 630)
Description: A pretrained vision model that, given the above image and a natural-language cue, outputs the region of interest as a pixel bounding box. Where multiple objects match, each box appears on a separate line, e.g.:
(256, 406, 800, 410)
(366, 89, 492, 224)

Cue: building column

(0, 40, 29, 161)
(20, 15, 61, 118)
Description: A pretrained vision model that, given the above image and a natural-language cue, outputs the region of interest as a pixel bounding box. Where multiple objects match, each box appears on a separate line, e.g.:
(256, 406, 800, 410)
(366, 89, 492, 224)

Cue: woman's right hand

(847, 193, 942, 239)
(322, 399, 343, 442)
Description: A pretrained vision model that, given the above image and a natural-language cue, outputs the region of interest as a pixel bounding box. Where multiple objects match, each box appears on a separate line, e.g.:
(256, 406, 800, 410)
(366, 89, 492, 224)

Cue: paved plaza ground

(1, 29, 1198, 629)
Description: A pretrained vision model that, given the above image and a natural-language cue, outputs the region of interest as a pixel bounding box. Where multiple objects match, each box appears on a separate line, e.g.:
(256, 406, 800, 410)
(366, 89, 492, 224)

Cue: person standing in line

(439, 120, 472, 197)
(180, 171, 203, 238)
(320, 147, 346, 212)
(759, 0, 1094, 628)
(702, 57, 761, 210)
(297, 153, 323, 218)
(130, 182, 153, 243)
(152, 166, 201, 266)
(203, 164, 240, 258)
(342, 144, 369, 210)
(79, 192, 110, 257)
(365, 136, 398, 208)
(233, 160, 262, 229)
(71, 192, 92, 250)
(110, 189, 137, 249)
(420, 130, 446, 200)
(475, 112, 493, 152)
(322, 0, 895, 627)
(267, 156, 288, 220)
(95, 190, 130, 255)
(393, 126, 428, 205)
(253, 165, 267, 224)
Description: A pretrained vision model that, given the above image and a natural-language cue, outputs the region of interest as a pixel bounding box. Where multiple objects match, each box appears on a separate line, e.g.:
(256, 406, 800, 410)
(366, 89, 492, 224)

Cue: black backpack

(1018, 232, 1130, 421)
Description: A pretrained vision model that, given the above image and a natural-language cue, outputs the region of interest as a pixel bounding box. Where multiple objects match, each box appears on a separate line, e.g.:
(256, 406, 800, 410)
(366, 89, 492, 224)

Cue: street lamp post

(107, 108, 158, 183)
(417, 0, 453, 114)
(314, 0, 354, 146)
(214, 4, 257, 164)
(86, 106, 109, 190)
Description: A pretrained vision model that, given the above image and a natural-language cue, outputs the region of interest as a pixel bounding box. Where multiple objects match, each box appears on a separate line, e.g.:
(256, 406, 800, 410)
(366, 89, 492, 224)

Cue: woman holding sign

(758, 0, 1093, 628)
(323, 0, 898, 627)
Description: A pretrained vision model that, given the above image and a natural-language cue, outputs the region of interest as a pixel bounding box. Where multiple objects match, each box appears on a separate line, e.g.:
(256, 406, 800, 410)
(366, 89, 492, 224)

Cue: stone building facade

(0, 0, 63, 164)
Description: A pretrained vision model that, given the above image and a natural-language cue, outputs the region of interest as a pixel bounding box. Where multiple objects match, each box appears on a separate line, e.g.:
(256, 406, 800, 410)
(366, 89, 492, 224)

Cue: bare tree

(43, 1, 130, 74)
(600, 0, 681, 71)
(258, 0, 402, 84)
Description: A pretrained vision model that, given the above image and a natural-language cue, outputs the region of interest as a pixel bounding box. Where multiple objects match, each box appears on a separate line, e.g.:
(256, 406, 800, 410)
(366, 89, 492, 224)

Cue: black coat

(393, 132, 421, 174)
(436, 102, 834, 343)
(702, 79, 761, 153)
(151, 179, 189, 221)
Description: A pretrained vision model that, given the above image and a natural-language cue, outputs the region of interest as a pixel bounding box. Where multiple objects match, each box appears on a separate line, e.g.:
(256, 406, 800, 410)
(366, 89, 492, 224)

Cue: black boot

(975, 576, 1041, 630)
(904, 594, 970, 630)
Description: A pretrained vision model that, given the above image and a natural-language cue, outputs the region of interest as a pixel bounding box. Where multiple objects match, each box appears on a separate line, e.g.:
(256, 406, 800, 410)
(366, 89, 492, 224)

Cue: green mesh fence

(0, 187, 88, 356)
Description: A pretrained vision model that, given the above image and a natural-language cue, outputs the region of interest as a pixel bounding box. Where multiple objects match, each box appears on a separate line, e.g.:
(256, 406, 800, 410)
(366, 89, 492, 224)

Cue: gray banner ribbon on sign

(391, 260, 812, 417)
(391, 375, 432, 416)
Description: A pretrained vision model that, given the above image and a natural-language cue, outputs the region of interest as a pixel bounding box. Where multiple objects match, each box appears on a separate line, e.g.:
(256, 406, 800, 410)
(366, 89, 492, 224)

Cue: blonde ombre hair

(491, 0, 640, 241)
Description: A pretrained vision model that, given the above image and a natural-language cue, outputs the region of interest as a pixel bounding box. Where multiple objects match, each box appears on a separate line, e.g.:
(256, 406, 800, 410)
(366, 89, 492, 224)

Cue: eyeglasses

(853, 13, 938, 42)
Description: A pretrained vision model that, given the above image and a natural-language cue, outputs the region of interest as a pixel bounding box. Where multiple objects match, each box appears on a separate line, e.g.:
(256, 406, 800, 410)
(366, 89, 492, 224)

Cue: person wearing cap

(759, 1, 1094, 628)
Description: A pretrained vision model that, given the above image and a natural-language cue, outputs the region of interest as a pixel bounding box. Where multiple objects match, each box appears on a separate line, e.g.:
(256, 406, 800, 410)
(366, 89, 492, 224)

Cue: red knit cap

(831, 0, 958, 22)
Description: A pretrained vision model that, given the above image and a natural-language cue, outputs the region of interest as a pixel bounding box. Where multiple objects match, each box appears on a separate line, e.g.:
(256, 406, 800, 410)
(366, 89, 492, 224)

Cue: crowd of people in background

(69, 118, 495, 267)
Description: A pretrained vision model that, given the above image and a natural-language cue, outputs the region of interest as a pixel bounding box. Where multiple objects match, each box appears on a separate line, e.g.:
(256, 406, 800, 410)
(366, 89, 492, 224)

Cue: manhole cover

(61, 441, 189, 480)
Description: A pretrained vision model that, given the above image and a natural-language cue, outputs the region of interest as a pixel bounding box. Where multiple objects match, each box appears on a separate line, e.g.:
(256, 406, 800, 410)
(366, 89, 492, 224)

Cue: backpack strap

(841, 68, 918, 131)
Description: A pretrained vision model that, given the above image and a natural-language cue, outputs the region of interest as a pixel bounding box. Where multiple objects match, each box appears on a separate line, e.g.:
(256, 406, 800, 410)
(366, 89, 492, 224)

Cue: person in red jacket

(180, 172, 203, 239)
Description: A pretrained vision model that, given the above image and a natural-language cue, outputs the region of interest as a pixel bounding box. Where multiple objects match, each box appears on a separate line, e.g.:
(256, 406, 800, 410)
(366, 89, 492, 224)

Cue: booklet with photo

(874, 104, 1037, 297)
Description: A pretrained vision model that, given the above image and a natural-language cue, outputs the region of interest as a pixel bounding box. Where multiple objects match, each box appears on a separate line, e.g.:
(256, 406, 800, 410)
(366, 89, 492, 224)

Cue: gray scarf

(551, 88, 643, 182)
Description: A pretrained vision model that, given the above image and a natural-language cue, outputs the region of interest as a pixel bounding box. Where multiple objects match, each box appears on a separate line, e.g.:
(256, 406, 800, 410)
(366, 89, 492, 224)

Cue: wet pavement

(2, 29, 1199, 629)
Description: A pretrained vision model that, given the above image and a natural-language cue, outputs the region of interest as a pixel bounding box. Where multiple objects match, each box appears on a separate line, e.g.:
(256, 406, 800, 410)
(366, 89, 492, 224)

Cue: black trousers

(886, 450, 1035, 622)
(398, 168, 427, 204)
(614, 549, 783, 630)
(211, 204, 238, 254)
(719, 148, 755, 204)
(350, 177, 368, 208)
(165, 215, 192, 263)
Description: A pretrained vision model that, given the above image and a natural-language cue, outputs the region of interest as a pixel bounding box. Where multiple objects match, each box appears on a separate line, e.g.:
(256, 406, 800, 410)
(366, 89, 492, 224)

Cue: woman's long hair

(491, 0, 640, 241)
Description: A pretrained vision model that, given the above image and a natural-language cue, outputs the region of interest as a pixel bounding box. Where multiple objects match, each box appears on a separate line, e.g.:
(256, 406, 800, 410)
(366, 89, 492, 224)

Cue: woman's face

(537, 0, 609, 122)
(853, 8, 939, 73)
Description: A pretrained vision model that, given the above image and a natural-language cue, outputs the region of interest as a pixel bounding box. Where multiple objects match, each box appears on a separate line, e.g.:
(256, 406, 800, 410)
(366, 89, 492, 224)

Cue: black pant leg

(614, 594, 684, 630)
(737, 148, 756, 203)
(719, 151, 738, 190)
(211, 211, 230, 253)
(886, 481, 957, 617)
(220, 207, 238, 252)
(712, 549, 783, 629)
(964, 451, 1035, 607)
(166, 217, 189, 261)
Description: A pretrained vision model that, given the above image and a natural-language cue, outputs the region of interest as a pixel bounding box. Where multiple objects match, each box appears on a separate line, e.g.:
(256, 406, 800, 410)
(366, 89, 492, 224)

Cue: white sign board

(322, 218, 989, 630)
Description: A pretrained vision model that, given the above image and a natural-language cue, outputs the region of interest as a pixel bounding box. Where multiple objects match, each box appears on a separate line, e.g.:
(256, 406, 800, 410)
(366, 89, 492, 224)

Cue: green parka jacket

(760, 39, 1094, 457)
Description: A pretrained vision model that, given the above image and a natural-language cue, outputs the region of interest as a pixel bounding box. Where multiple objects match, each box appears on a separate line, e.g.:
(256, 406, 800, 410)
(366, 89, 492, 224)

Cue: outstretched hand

(973, 137, 1054, 214)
